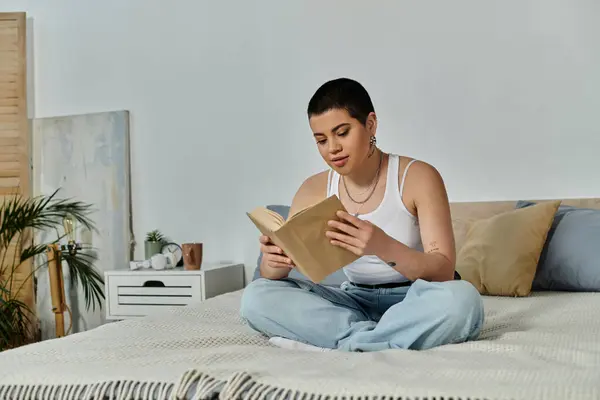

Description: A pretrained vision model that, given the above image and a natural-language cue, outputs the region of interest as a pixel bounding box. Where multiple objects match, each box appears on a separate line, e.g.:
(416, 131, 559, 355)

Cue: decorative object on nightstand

(129, 254, 172, 271)
(161, 242, 183, 266)
(144, 229, 165, 259)
(129, 242, 182, 271)
(182, 242, 203, 270)
(104, 263, 244, 320)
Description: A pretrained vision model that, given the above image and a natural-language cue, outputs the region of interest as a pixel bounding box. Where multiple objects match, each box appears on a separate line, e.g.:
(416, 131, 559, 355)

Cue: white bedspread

(1, 289, 599, 400)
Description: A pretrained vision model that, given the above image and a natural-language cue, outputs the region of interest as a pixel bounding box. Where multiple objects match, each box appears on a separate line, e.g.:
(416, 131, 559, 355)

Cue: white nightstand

(104, 263, 244, 320)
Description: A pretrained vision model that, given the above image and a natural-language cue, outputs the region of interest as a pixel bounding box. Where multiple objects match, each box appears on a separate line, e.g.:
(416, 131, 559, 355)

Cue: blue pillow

(516, 200, 600, 292)
(252, 204, 348, 287)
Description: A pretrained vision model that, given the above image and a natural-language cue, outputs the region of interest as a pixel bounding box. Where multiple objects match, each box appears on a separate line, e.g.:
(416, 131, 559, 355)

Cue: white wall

(4, 0, 600, 287)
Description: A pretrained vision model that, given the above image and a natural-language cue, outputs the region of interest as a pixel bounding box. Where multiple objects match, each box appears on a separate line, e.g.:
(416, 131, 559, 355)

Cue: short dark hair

(307, 78, 375, 125)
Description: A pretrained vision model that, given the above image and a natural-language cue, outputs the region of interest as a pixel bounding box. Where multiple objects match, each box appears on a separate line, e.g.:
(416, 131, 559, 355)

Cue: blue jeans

(240, 277, 484, 352)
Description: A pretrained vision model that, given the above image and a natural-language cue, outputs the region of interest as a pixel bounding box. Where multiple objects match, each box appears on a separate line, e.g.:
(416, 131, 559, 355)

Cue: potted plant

(0, 189, 103, 351)
(144, 229, 165, 259)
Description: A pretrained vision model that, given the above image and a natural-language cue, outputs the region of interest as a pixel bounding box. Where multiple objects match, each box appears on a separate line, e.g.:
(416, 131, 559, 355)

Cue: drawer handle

(143, 280, 165, 288)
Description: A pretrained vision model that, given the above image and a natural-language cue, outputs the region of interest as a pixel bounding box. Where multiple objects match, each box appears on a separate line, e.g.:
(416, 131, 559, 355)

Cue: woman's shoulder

(395, 154, 443, 182)
(296, 169, 330, 200)
(396, 154, 448, 209)
(287, 170, 329, 218)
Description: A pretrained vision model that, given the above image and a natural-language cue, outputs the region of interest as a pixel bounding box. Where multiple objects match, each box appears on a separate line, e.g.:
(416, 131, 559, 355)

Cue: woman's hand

(326, 211, 392, 258)
(259, 235, 295, 269)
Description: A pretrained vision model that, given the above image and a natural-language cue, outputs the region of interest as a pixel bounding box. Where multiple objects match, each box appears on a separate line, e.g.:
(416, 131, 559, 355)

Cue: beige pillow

(456, 200, 561, 297)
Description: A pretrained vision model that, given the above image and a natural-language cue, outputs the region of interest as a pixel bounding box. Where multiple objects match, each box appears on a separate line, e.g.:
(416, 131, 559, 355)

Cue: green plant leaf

(145, 229, 165, 242)
(0, 298, 34, 351)
(20, 242, 51, 264)
(62, 251, 104, 312)
(0, 189, 97, 248)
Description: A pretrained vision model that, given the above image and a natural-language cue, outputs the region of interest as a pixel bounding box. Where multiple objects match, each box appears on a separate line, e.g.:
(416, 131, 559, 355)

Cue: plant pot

(145, 241, 163, 259)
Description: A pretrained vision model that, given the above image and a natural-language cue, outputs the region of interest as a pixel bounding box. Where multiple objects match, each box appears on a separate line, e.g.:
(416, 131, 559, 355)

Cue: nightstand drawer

(107, 274, 203, 318)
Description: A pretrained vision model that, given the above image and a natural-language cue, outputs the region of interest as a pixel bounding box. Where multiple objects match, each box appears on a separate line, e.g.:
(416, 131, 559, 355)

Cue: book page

(287, 198, 324, 221)
(288, 205, 311, 221)
(247, 207, 286, 234)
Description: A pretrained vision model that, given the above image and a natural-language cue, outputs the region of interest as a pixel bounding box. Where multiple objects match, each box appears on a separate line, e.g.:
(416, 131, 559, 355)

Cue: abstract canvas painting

(32, 110, 132, 339)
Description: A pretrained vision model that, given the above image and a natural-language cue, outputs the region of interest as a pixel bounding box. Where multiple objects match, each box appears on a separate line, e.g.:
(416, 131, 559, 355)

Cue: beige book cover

(247, 195, 359, 283)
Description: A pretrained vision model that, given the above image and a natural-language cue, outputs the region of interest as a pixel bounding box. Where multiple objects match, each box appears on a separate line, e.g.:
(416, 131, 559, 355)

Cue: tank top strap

(399, 158, 418, 197)
(386, 154, 401, 195)
(327, 168, 337, 197)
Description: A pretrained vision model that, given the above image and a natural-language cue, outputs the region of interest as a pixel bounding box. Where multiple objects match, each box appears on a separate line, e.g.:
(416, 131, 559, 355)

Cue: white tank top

(327, 154, 423, 284)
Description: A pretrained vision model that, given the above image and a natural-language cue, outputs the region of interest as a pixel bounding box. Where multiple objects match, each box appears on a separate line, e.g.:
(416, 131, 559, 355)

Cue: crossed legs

(240, 277, 484, 352)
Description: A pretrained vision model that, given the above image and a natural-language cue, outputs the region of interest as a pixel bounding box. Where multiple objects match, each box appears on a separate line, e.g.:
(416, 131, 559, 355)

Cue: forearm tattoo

(386, 240, 440, 267)
(427, 241, 440, 253)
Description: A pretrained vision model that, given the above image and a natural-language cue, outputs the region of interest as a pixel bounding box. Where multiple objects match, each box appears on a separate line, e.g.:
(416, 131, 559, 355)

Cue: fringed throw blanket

(1, 290, 600, 400)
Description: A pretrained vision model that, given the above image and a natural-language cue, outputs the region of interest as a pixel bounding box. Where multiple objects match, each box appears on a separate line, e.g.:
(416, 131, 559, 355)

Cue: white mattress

(1, 288, 599, 400)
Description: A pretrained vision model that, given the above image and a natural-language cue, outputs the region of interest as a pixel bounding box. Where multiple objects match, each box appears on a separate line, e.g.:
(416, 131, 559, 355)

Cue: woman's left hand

(326, 211, 392, 257)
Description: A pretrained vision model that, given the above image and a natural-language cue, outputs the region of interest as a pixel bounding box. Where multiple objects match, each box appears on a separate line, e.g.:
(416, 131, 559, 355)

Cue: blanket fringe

(181, 370, 482, 400)
(0, 380, 175, 400)
(172, 369, 224, 400)
(1, 371, 483, 400)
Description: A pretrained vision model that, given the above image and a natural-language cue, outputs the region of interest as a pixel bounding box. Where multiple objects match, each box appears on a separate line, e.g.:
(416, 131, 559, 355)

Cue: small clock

(161, 242, 183, 266)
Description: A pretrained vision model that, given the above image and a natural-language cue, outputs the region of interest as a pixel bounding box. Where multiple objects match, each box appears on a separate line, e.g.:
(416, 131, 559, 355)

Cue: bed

(1, 198, 599, 400)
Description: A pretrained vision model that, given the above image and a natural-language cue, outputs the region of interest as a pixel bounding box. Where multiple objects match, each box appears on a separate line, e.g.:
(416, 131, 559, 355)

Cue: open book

(247, 195, 359, 283)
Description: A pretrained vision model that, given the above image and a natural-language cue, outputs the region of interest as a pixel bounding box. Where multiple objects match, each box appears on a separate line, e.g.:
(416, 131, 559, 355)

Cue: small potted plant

(144, 229, 165, 259)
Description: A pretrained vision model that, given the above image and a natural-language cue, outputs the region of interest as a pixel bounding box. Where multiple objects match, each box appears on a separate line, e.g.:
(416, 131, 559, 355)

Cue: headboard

(450, 198, 600, 252)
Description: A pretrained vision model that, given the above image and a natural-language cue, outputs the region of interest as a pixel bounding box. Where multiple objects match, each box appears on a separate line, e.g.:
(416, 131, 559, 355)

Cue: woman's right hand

(259, 235, 294, 269)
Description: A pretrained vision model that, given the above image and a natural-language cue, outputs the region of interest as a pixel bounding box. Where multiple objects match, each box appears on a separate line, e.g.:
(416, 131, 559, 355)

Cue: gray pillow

(252, 204, 348, 287)
(516, 200, 600, 292)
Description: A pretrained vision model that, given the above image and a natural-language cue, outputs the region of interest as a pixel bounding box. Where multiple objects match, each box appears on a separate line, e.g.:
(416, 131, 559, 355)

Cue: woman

(241, 78, 484, 353)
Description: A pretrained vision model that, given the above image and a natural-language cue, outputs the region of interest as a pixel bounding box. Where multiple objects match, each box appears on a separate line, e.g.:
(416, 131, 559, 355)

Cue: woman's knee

(444, 280, 485, 339)
(411, 279, 484, 341)
(240, 278, 289, 325)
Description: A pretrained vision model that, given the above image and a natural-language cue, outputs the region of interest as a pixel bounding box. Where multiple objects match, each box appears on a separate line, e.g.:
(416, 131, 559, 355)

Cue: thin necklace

(343, 151, 384, 216)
